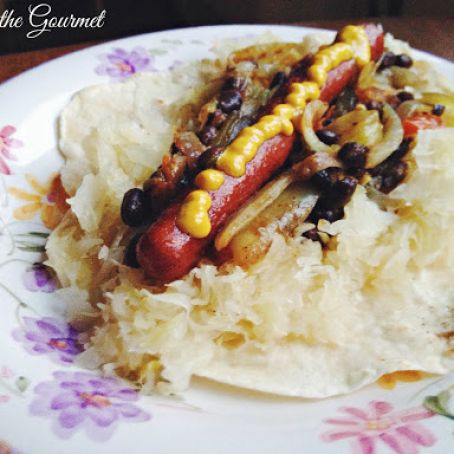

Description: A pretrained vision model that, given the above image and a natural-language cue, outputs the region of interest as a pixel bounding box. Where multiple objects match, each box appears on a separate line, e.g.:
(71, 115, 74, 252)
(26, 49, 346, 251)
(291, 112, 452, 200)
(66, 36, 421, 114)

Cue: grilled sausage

(137, 24, 385, 282)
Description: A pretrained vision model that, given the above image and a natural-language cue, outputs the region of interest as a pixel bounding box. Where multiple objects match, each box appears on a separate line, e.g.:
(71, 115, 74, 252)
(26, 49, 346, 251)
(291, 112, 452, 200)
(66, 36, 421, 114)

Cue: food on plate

(46, 24, 454, 397)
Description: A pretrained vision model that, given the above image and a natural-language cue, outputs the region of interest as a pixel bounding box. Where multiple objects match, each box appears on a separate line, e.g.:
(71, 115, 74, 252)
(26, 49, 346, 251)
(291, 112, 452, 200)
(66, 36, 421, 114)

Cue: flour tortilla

(47, 37, 454, 397)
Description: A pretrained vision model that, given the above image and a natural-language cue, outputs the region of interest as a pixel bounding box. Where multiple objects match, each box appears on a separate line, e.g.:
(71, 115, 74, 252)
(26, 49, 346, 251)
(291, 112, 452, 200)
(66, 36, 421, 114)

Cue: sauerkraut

(46, 33, 454, 397)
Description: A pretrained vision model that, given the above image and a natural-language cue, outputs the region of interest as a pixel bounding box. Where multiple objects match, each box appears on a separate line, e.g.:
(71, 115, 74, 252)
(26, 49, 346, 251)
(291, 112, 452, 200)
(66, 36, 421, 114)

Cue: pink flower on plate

(0, 366, 14, 404)
(320, 400, 436, 454)
(0, 366, 14, 379)
(95, 47, 155, 80)
(0, 125, 23, 175)
(30, 371, 151, 440)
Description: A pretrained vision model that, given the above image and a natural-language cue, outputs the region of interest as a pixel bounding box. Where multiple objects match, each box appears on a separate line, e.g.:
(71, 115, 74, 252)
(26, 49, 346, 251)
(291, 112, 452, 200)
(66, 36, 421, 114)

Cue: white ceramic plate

(0, 25, 453, 454)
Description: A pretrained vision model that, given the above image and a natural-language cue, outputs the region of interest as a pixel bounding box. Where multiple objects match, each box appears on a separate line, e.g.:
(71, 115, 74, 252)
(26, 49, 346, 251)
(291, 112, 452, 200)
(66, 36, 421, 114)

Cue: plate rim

(2, 23, 453, 93)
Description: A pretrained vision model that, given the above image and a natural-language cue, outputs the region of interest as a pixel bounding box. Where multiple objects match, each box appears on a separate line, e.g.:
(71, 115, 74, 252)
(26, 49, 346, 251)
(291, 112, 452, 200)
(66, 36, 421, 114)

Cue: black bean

(210, 109, 227, 127)
(199, 125, 217, 145)
(397, 91, 414, 102)
(302, 228, 320, 242)
(322, 117, 334, 126)
(121, 188, 147, 227)
(270, 71, 286, 89)
(338, 142, 368, 169)
(320, 176, 358, 210)
(365, 100, 384, 111)
(316, 129, 339, 145)
(222, 77, 244, 91)
(324, 208, 344, 222)
(432, 104, 445, 116)
(392, 138, 413, 161)
(309, 176, 357, 224)
(394, 54, 413, 68)
(311, 167, 343, 191)
(310, 207, 345, 223)
(347, 167, 366, 179)
(218, 89, 242, 113)
(124, 234, 142, 268)
(370, 138, 412, 175)
(197, 146, 224, 169)
(378, 161, 408, 194)
(170, 143, 179, 155)
(379, 52, 396, 70)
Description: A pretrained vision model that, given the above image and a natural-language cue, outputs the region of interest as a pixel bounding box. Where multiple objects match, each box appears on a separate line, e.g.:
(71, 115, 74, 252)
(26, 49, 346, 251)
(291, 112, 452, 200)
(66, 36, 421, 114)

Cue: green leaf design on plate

(14, 231, 48, 252)
(15, 376, 29, 393)
(149, 48, 168, 56)
(20, 232, 49, 238)
(424, 390, 454, 420)
(160, 38, 183, 45)
(16, 243, 46, 253)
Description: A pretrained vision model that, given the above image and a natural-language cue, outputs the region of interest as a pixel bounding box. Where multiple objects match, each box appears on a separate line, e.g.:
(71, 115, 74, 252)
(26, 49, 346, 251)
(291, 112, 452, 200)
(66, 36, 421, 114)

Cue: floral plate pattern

(0, 25, 453, 454)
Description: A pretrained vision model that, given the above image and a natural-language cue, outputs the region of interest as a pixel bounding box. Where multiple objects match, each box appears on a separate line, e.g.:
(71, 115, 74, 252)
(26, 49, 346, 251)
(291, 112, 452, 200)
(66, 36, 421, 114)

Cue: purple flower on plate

(13, 317, 82, 364)
(22, 263, 56, 293)
(0, 125, 23, 175)
(95, 47, 155, 80)
(30, 371, 151, 440)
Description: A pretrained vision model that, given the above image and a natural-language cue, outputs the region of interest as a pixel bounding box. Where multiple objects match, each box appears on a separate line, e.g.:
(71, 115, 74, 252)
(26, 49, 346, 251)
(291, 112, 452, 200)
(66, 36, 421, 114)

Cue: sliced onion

(327, 109, 383, 147)
(229, 183, 318, 267)
(366, 103, 404, 168)
(174, 131, 205, 158)
(214, 171, 294, 251)
(421, 92, 454, 126)
(357, 61, 379, 92)
(291, 152, 341, 181)
(390, 67, 419, 89)
(396, 100, 433, 121)
(301, 100, 337, 154)
(356, 61, 394, 102)
(198, 99, 218, 129)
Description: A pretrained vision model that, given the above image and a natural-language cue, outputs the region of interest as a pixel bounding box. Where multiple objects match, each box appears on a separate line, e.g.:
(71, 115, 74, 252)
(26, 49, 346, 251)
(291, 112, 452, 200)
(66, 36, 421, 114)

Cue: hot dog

(137, 24, 385, 282)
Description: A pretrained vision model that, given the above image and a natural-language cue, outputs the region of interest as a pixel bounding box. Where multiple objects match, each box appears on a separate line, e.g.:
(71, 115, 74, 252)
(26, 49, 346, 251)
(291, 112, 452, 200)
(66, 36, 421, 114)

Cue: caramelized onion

(357, 61, 379, 92)
(356, 61, 393, 102)
(291, 152, 341, 181)
(366, 103, 404, 168)
(301, 100, 337, 154)
(229, 183, 318, 267)
(327, 109, 383, 147)
(396, 100, 433, 120)
(174, 131, 205, 158)
(421, 92, 454, 126)
(215, 171, 294, 251)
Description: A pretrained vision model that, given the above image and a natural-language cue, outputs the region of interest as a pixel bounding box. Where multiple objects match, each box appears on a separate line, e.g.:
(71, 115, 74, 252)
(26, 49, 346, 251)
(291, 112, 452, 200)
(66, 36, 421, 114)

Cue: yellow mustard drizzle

(195, 169, 225, 191)
(176, 190, 212, 239)
(338, 25, 370, 66)
(176, 25, 371, 238)
(307, 43, 353, 87)
(216, 81, 320, 177)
